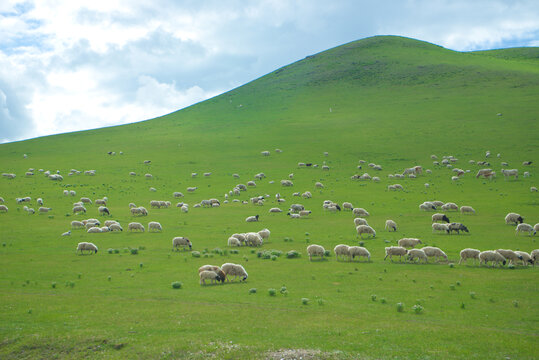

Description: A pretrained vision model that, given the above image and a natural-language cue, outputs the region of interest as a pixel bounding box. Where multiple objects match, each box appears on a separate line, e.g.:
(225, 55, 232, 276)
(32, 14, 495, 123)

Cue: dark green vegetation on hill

(0, 36, 538, 359)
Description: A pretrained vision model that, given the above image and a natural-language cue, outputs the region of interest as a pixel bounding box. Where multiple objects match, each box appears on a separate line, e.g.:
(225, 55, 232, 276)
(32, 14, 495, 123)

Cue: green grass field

(0, 36, 538, 359)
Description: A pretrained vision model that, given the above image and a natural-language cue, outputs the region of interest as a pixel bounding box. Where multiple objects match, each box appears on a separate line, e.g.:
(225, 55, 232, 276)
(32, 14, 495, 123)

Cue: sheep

(231, 233, 247, 245)
(384, 246, 408, 262)
(314, 182, 324, 189)
(334, 244, 350, 261)
(440, 202, 458, 211)
(245, 232, 263, 247)
(281, 180, 294, 187)
(145, 173, 153, 179)
(421, 246, 447, 262)
(432, 213, 450, 223)
(535, 223, 539, 234)
(85, 219, 101, 226)
(181, 205, 189, 213)
(104, 220, 119, 227)
(228, 237, 241, 247)
(514, 251, 533, 266)
(61, 230, 71, 236)
(307, 244, 325, 261)
(353, 208, 369, 217)
(69, 190, 76, 196)
(204, 172, 211, 177)
(128, 222, 145, 232)
(531, 249, 539, 266)
(269, 207, 282, 213)
(407, 248, 428, 263)
(220, 263, 248, 282)
(129, 171, 136, 176)
(515, 223, 536, 236)
(288, 213, 300, 218)
(71, 220, 84, 229)
(505, 212, 524, 225)
(199, 270, 224, 285)
(299, 210, 311, 217)
(432, 223, 450, 234)
(148, 221, 163, 232)
(80, 197, 92, 204)
(384, 220, 397, 232)
(448, 223, 469, 234)
(301, 191, 312, 199)
(342, 202, 353, 211)
(98, 206, 110, 216)
(501, 169, 518, 180)
(187, 187, 197, 192)
(0, 205, 8, 212)
(109, 223, 123, 232)
(261, 151, 270, 156)
(73, 205, 86, 214)
(289, 204, 305, 212)
(349, 246, 370, 262)
(87, 227, 102, 233)
(95, 198, 107, 206)
(37, 198, 43, 206)
(356, 225, 376, 238)
(496, 249, 523, 265)
(0, 197, 4, 203)
(458, 248, 481, 265)
(460, 206, 475, 214)
(258, 228, 270, 240)
(38, 207, 52, 214)
(523, 161, 532, 166)
(131, 207, 148, 216)
(77, 242, 98, 254)
(531, 187, 538, 192)
(172, 237, 192, 251)
(353, 218, 368, 227)
(398, 238, 422, 248)
(173, 192, 184, 198)
(245, 215, 259, 222)
(100, 226, 110, 233)
(479, 250, 507, 267)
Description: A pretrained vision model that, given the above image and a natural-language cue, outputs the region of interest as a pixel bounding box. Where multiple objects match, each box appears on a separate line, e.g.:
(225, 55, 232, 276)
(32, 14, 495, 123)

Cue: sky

(0, 0, 538, 143)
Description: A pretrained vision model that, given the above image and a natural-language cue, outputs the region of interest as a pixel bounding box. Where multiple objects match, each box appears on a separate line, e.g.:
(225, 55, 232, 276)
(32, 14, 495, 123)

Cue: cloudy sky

(1, 0, 538, 143)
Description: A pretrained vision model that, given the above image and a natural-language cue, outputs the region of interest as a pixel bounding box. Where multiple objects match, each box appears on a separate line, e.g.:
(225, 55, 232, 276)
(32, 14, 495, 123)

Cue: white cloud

(0, 0, 538, 142)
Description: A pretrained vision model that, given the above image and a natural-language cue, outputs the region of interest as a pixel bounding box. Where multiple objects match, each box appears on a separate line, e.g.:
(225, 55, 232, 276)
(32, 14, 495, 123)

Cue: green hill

(0, 36, 538, 359)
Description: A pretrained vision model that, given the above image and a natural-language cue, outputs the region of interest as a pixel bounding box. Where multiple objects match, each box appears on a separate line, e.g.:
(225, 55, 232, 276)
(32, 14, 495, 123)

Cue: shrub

(191, 251, 201, 258)
(469, 292, 476, 299)
(371, 294, 377, 301)
(449, 263, 455, 268)
(229, 249, 239, 254)
(359, 241, 365, 247)
(271, 255, 277, 261)
(286, 250, 300, 258)
(508, 264, 515, 269)
(107, 248, 114, 254)
(78, 273, 82, 279)
(51, 282, 57, 289)
(280, 286, 288, 294)
(138, 246, 146, 250)
(460, 302, 466, 309)
(412, 304, 424, 314)
(171, 281, 183, 289)
(396, 302, 405, 312)
(130, 248, 138, 255)
(456, 281, 461, 286)
(513, 300, 519, 308)
(450, 284, 456, 290)
(268, 288, 276, 296)
(324, 250, 331, 257)
(317, 298, 326, 306)
(249, 288, 257, 294)
(114, 249, 120, 254)
(380, 298, 387, 304)
(139, 263, 144, 268)
(302, 298, 310, 305)
(108, 276, 112, 281)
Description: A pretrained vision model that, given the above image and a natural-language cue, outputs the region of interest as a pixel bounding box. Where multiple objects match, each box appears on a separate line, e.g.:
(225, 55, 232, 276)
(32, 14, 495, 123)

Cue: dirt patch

(266, 348, 347, 360)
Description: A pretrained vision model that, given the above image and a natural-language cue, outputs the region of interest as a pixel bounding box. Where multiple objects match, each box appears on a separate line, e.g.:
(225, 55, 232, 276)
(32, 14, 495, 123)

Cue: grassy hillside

(0, 35, 538, 359)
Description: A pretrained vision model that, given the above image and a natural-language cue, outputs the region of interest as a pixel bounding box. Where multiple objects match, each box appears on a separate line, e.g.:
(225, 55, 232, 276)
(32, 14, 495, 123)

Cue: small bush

(139, 263, 143, 268)
(271, 255, 277, 261)
(450, 284, 456, 290)
(130, 248, 138, 255)
(171, 281, 183, 289)
(66, 281, 75, 288)
(513, 300, 519, 308)
(108, 276, 112, 281)
(396, 302, 404, 312)
(324, 250, 331, 257)
(229, 249, 239, 254)
(456, 281, 461, 286)
(77, 273, 82, 279)
(249, 288, 257, 294)
(449, 263, 455, 268)
(280, 286, 287, 294)
(191, 251, 201, 258)
(412, 304, 424, 314)
(460, 302, 466, 309)
(286, 250, 300, 258)
(508, 264, 515, 270)
(302, 298, 310, 305)
(380, 298, 387, 304)
(469, 292, 476, 299)
(107, 248, 114, 254)
(268, 288, 276, 296)
(317, 298, 326, 306)
(138, 246, 146, 250)
(359, 241, 365, 247)
(28, 309, 33, 314)
(51, 282, 57, 289)
(371, 294, 377, 301)
(113, 249, 120, 254)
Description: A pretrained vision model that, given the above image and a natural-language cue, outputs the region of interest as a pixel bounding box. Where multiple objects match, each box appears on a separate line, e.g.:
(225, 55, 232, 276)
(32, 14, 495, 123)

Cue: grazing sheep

(73, 205, 86, 214)
(128, 222, 145, 232)
(384, 220, 397, 232)
(288, 213, 300, 218)
(172, 237, 192, 251)
(129, 172, 136, 176)
(231, 233, 247, 245)
(432, 223, 450, 234)
(37, 198, 43, 206)
(258, 228, 270, 240)
(496, 249, 523, 265)
(349, 246, 371, 262)
(407, 248, 428, 263)
(530, 249, 539, 266)
(384, 246, 408, 262)
(356, 225, 376, 238)
(281, 180, 294, 187)
(299, 210, 311, 217)
(460, 206, 475, 214)
(534, 223, 539, 234)
(187, 187, 197, 192)
(220, 263, 248, 282)
(87, 227, 102, 233)
(354, 218, 368, 226)
(0, 205, 8, 212)
(523, 161, 532, 166)
(109, 223, 123, 232)
(173, 192, 184, 198)
(261, 151, 270, 156)
(181, 205, 189, 213)
(314, 182, 324, 189)
(98, 206, 110, 216)
(145, 173, 153, 179)
(307, 244, 325, 261)
(342, 202, 353, 211)
(448, 223, 469, 234)
(199, 270, 224, 285)
(104, 220, 118, 227)
(334, 244, 351, 261)
(398, 238, 422, 248)
(245, 232, 263, 247)
(501, 169, 518, 180)
(148, 221, 163, 232)
(301, 191, 312, 199)
(514, 251, 533, 266)
(479, 250, 506, 267)
(505, 212, 524, 225)
(204, 172, 211, 177)
(100, 226, 110, 232)
(531, 187, 538, 192)
(131, 207, 148, 216)
(353, 208, 369, 217)
(228, 237, 241, 247)
(245, 215, 259, 222)
(38, 207, 52, 214)
(269, 207, 282, 213)
(432, 213, 450, 223)
(80, 197, 92, 204)
(458, 248, 481, 265)
(515, 223, 536, 236)
(95, 198, 107, 206)
(61, 230, 71, 236)
(421, 246, 447, 262)
(77, 242, 98, 254)
(71, 220, 84, 229)
(0, 197, 4, 203)
(441, 202, 458, 211)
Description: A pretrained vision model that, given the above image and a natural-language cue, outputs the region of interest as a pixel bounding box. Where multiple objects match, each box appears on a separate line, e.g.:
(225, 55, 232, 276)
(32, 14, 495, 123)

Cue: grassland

(0, 36, 538, 359)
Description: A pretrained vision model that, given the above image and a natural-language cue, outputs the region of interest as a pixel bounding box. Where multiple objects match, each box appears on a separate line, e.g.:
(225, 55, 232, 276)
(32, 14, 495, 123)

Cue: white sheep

(419, 202, 436, 211)
(353, 208, 369, 217)
(71, 220, 84, 229)
(432, 213, 450, 223)
(407, 248, 428, 263)
(130, 207, 148, 216)
(38, 207, 52, 214)
(479, 250, 506, 267)
(334, 244, 350, 261)
(228, 237, 241, 247)
(349, 246, 370, 262)
(501, 169, 518, 180)
(77, 242, 98, 254)
(109, 223, 123, 232)
(128, 222, 145, 232)
(172, 237, 192, 251)
(432, 223, 450, 234)
(100, 226, 110, 232)
(61, 230, 71, 236)
(73, 205, 86, 214)
(37, 198, 43, 206)
(505, 212, 524, 225)
(258, 228, 270, 240)
(532, 249, 539, 266)
(245, 215, 259, 222)
(516, 223, 536, 236)
(314, 182, 324, 188)
(354, 218, 368, 227)
(384, 246, 408, 262)
(0, 205, 8, 212)
(269, 207, 282, 213)
(199, 270, 224, 285)
(80, 197, 92, 204)
(441, 202, 458, 211)
(181, 205, 189, 213)
(384, 220, 397, 232)
(220, 263, 248, 281)
(98, 206, 110, 216)
(87, 227, 102, 233)
(460, 206, 476, 214)
(299, 210, 311, 217)
(458, 248, 481, 265)
(187, 187, 197, 192)
(398, 238, 422, 248)
(496, 249, 523, 265)
(342, 202, 353, 210)
(356, 225, 376, 238)
(307, 244, 325, 261)
(148, 221, 163, 232)
(421, 246, 447, 262)
(245, 232, 263, 247)
(514, 251, 533, 266)
(531, 187, 538, 192)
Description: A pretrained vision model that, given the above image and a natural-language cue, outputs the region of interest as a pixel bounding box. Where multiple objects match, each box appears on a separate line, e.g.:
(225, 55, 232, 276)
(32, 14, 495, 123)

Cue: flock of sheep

(1, 148, 537, 288)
